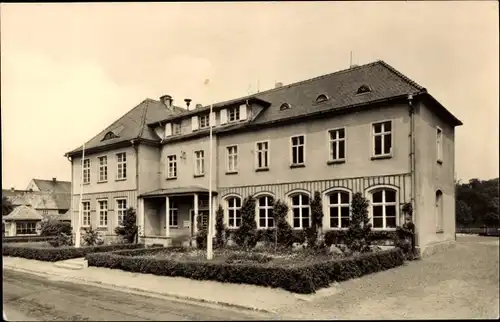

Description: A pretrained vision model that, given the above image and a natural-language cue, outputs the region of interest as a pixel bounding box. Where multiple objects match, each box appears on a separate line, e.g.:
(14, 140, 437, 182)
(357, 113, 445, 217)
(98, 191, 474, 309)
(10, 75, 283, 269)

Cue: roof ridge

(376, 60, 424, 91)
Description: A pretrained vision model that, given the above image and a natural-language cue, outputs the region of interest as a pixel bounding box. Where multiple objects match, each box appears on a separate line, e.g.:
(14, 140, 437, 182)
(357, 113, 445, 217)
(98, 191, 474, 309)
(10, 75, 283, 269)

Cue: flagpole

(75, 142, 85, 248)
(207, 103, 214, 260)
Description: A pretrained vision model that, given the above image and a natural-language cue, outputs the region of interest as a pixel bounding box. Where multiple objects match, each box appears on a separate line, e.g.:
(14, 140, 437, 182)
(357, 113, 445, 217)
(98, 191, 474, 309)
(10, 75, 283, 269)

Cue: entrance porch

(137, 187, 217, 247)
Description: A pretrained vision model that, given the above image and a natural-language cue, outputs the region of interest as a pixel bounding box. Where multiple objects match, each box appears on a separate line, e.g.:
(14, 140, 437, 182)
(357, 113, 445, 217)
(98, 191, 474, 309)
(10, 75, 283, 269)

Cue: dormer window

(228, 106, 240, 122)
(356, 84, 371, 94)
(199, 114, 210, 129)
(172, 122, 181, 135)
(102, 131, 119, 141)
(315, 94, 329, 103)
(280, 103, 291, 111)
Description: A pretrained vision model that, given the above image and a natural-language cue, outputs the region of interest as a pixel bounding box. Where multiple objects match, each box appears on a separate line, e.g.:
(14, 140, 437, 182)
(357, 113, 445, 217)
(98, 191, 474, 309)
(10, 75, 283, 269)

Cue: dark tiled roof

(4, 205, 43, 221)
(54, 210, 71, 221)
(5, 191, 70, 210)
(140, 186, 218, 197)
(66, 99, 185, 156)
(32, 179, 71, 194)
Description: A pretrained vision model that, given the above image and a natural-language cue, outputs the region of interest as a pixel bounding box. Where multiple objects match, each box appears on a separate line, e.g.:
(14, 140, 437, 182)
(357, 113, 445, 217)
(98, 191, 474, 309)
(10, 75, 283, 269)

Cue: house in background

(26, 178, 71, 194)
(3, 205, 44, 236)
(65, 60, 462, 257)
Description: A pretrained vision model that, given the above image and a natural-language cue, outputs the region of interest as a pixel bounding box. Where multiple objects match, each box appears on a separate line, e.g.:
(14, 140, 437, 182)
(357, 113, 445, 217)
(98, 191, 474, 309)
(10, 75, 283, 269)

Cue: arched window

(370, 188, 397, 229)
(315, 94, 329, 103)
(291, 193, 310, 229)
(257, 195, 274, 228)
(356, 84, 371, 94)
(435, 190, 443, 232)
(102, 131, 119, 141)
(327, 190, 351, 228)
(280, 103, 291, 111)
(227, 197, 242, 228)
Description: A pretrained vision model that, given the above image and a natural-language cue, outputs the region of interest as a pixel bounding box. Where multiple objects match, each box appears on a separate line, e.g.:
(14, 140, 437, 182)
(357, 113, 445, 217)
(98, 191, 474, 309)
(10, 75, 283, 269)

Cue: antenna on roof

(350, 51, 353, 68)
(257, 80, 260, 93)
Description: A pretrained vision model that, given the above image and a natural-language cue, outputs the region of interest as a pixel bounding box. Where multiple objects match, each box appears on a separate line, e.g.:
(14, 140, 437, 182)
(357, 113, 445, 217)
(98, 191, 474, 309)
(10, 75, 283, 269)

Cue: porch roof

(139, 186, 218, 198)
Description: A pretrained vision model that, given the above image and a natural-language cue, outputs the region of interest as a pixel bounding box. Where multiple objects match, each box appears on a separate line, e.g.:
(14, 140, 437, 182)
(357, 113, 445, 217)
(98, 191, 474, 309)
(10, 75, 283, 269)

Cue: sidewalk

(3, 256, 333, 314)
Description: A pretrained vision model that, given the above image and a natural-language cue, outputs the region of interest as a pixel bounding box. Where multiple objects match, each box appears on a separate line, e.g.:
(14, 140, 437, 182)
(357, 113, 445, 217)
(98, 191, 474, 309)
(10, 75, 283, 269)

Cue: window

(98, 200, 108, 227)
(191, 210, 209, 230)
(316, 94, 328, 103)
(291, 193, 310, 229)
(82, 201, 91, 226)
(257, 195, 274, 228)
(226, 145, 238, 172)
(328, 128, 346, 161)
(116, 153, 127, 179)
(169, 201, 178, 227)
(98, 156, 108, 182)
(280, 103, 291, 111)
(227, 197, 242, 228)
(16, 222, 37, 235)
(42, 210, 48, 215)
(370, 189, 397, 229)
(167, 155, 177, 179)
(83, 159, 91, 183)
(228, 107, 240, 122)
(435, 190, 444, 232)
(437, 127, 443, 163)
(328, 191, 351, 228)
(373, 121, 392, 157)
(116, 199, 127, 226)
(255, 141, 269, 169)
(194, 150, 205, 176)
(172, 123, 181, 135)
(357, 84, 371, 94)
(291, 135, 305, 166)
(199, 114, 210, 129)
(103, 131, 119, 141)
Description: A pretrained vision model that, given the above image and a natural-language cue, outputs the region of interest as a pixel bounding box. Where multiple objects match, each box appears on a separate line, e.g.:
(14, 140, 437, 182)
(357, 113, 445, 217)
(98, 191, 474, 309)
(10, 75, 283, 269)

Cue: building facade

(65, 61, 462, 256)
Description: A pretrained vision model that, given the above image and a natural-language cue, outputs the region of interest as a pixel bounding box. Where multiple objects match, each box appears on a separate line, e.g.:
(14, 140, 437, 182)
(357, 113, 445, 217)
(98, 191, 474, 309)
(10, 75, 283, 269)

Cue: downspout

(131, 139, 140, 244)
(408, 93, 417, 248)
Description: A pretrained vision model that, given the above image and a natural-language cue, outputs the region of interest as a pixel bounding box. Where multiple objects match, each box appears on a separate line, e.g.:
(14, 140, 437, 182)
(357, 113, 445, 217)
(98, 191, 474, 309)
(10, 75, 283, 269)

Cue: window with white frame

(436, 128, 443, 163)
(328, 191, 351, 228)
(16, 222, 37, 235)
(167, 155, 177, 178)
(257, 195, 274, 228)
(98, 200, 108, 227)
(199, 114, 210, 129)
(169, 201, 178, 227)
(42, 210, 48, 215)
(227, 197, 242, 228)
(291, 135, 305, 165)
(291, 193, 310, 229)
(98, 156, 108, 182)
(226, 145, 238, 172)
(83, 159, 91, 183)
(172, 122, 182, 135)
(116, 152, 127, 179)
(256, 141, 269, 169)
(370, 188, 397, 229)
(116, 199, 127, 226)
(328, 128, 346, 161)
(194, 150, 205, 176)
(373, 121, 392, 157)
(82, 201, 91, 226)
(228, 107, 240, 122)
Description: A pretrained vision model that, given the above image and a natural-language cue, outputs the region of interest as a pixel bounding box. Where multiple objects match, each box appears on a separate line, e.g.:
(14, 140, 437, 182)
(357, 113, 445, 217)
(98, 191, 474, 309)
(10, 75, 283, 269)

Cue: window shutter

(210, 111, 216, 127)
(165, 123, 172, 137)
(191, 116, 199, 131)
(239, 104, 247, 121)
(220, 109, 228, 125)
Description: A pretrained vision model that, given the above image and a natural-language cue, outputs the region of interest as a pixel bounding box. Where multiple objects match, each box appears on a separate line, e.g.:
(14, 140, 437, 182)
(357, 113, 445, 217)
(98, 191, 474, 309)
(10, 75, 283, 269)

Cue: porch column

(193, 193, 199, 234)
(165, 196, 170, 238)
(138, 198, 145, 237)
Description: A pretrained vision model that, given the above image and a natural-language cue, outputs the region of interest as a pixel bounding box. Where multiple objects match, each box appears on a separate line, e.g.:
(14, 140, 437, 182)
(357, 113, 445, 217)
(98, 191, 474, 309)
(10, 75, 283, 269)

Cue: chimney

(195, 103, 203, 109)
(10, 187, 15, 191)
(52, 177, 57, 183)
(184, 98, 192, 110)
(275, 82, 283, 88)
(160, 95, 173, 109)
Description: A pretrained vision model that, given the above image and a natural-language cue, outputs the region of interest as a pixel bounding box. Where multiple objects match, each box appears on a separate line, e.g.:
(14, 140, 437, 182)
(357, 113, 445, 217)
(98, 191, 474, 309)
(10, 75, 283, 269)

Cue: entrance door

(189, 209, 209, 236)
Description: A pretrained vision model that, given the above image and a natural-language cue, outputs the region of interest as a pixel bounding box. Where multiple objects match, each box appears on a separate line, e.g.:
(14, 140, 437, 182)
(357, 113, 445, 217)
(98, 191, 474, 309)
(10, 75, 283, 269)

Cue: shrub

(306, 191, 324, 248)
(215, 205, 225, 248)
(195, 213, 208, 250)
(40, 220, 72, 237)
(2, 236, 57, 243)
(82, 226, 103, 246)
(273, 199, 294, 247)
(86, 247, 404, 294)
(48, 232, 73, 247)
(395, 202, 417, 259)
(234, 196, 258, 249)
(2, 243, 143, 262)
(225, 252, 272, 264)
(114, 207, 138, 244)
(345, 192, 372, 253)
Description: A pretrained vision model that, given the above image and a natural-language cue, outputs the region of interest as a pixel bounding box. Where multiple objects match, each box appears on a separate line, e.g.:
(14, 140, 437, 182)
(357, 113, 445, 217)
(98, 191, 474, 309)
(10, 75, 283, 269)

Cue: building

(65, 60, 462, 257)
(26, 178, 71, 194)
(3, 205, 44, 237)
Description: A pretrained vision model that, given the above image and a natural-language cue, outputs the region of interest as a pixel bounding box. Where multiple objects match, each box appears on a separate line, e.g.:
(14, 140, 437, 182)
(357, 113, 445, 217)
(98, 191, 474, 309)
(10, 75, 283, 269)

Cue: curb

(3, 265, 276, 315)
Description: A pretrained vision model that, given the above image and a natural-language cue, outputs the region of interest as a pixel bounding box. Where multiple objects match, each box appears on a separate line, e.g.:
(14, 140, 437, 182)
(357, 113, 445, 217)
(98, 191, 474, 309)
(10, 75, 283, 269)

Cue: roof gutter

(65, 138, 160, 158)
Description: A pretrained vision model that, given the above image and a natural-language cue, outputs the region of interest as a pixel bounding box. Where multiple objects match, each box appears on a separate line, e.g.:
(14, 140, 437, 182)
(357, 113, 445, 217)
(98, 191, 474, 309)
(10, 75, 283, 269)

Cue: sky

(1, 1, 498, 189)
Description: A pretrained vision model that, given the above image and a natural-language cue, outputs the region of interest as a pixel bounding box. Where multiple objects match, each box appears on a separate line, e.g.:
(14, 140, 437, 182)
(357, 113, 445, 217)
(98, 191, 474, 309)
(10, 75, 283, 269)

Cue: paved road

(3, 270, 274, 321)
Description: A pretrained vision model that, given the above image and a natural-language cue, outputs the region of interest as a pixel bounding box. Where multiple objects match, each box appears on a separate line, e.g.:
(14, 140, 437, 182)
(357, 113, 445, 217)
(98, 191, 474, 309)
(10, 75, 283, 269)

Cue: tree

(215, 205, 225, 248)
(456, 199, 473, 227)
(234, 196, 258, 249)
(114, 207, 138, 244)
(272, 199, 293, 248)
(345, 192, 372, 253)
(2, 196, 14, 217)
(306, 191, 324, 248)
(456, 177, 499, 227)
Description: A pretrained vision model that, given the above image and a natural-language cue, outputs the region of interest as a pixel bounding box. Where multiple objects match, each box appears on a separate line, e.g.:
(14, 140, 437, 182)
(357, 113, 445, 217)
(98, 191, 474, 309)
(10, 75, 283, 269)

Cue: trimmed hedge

(324, 230, 397, 246)
(86, 248, 405, 294)
(3, 236, 57, 243)
(2, 243, 144, 262)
